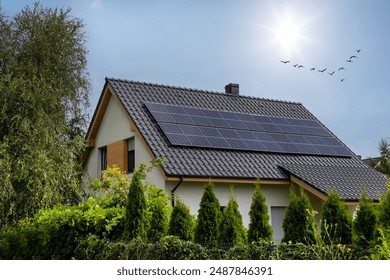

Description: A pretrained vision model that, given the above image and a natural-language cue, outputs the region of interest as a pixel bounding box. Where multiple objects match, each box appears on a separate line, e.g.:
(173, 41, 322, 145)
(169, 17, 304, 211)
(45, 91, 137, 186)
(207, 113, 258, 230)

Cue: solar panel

(145, 102, 353, 157)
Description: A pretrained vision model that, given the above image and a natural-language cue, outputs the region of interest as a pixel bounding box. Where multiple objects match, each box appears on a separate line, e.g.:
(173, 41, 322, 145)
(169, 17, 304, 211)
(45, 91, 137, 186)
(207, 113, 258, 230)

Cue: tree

(353, 189, 378, 248)
(168, 198, 194, 241)
(124, 164, 148, 240)
(0, 2, 90, 226)
(146, 185, 171, 241)
(321, 191, 352, 245)
(217, 187, 247, 247)
(378, 182, 390, 229)
(282, 187, 317, 244)
(194, 181, 221, 246)
(248, 180, 273, 242)
(368, 138, 390, 177)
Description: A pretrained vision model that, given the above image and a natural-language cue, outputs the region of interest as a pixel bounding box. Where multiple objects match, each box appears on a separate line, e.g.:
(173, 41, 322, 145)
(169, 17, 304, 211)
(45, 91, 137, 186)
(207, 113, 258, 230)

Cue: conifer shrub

(194, 181, 221, 246)
(124, 163, 148, 241)
(321, 191, 352, 245)
(353, 189, 378, 248)
(248, 180, 273, 242)
(217, 187, 247, 247)
(282, 187, 317, 244)
(146, 185, 171, 242)
(378, 182, 390, 229)
(168, 199, 194, 241)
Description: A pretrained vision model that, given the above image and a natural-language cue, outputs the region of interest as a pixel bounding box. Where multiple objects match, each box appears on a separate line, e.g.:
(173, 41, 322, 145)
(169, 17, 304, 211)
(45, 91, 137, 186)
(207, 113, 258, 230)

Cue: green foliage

(153, 236, 208, 260)
(217, 187, 247, 247)
(124, 163, 148, 241)
(282, 187, 317, 244)
(68, 236, 376, 260)
(146, 184, 171, 241)
(371, 229, 390, 260)
(88, 165, 130, 206)
(353, 189, 378, 248)
(168, 199, 194, 241)
(0, 197, 124, 259)
(248, 180, 273, 242)
(0, 2, 90, 226)
(321, 191, 352, 245)
(378, 182, 390, 229)
(194, 181, 221, 245)
(369, 139, 390, 177)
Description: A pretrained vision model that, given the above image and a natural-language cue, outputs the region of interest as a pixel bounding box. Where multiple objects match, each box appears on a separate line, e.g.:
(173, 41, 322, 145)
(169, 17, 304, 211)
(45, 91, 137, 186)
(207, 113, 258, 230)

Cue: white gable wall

(85, 95, 165, 188)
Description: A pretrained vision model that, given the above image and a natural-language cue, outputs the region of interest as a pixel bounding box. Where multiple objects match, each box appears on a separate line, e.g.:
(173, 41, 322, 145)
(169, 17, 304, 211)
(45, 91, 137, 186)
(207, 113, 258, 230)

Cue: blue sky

(2, 0, 390, 158)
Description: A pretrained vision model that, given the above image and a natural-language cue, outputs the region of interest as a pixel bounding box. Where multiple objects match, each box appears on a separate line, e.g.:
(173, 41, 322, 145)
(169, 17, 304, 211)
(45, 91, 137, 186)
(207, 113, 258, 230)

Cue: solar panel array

(145, 102, 353, 157)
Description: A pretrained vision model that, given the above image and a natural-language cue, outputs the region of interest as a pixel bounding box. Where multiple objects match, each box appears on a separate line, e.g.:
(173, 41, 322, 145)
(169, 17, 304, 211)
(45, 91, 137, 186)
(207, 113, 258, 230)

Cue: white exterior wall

(85, 95, 166, 188)
(86, 96, 135, 179)
(166, 181, 292, 227)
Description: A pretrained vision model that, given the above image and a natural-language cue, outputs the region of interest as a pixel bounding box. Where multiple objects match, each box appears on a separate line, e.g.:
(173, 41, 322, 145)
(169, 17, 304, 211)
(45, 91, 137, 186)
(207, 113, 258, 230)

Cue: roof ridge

(105, 77, 302, 105)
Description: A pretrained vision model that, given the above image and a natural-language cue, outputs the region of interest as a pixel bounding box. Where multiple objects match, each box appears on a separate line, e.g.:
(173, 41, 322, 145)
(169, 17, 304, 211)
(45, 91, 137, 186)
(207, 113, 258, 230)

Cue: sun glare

(266, 8, 311, 56)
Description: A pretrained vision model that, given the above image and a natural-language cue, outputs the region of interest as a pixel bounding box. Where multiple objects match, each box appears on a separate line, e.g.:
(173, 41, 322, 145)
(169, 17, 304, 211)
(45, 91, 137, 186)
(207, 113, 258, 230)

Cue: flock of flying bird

(280, 49, 362, 82)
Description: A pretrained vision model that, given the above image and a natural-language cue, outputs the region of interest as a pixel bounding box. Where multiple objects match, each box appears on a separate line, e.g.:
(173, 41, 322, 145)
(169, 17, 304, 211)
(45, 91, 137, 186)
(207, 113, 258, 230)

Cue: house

(83, 78, 387, 242)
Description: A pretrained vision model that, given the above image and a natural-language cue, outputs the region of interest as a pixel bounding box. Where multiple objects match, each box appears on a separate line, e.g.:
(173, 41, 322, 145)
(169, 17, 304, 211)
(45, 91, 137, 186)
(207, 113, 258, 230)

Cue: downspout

(171, 176, 183, 207)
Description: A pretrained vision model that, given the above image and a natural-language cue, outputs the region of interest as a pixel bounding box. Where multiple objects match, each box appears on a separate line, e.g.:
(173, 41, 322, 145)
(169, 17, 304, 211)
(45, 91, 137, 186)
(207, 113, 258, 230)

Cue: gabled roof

(86, 78, 387, 201)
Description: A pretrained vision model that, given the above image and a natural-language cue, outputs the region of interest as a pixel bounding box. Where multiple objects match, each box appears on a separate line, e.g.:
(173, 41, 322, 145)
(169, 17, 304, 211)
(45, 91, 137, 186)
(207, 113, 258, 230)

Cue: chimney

(225, 83, 239, 96)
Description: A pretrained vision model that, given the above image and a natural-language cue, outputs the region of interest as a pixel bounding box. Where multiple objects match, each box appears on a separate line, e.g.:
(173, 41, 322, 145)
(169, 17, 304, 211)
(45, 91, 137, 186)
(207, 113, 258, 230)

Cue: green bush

(194, 181, 221, 246)
(353, 189, 378, 248)
(321, 191, 352, 245)
(168, 199, 194, 241)
(282, 188, 317, 244)
(146, 185, 171, 241)
(248, 180, 273, 242)
(124, 163, 148, 241)
(0, 197, 124, 259)
(378, 182, 390, 229)
(217, 187, 247, 247)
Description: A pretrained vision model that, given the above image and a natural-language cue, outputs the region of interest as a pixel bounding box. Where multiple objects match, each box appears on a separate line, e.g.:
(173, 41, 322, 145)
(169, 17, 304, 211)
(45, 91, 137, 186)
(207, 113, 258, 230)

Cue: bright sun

(266, 9, 309, 56)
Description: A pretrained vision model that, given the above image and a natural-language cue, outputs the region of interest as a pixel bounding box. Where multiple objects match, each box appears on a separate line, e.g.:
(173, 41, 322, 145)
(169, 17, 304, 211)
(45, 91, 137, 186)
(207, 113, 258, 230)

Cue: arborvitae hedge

(124, 164, 148, 240)
(282, 188, 317, 244)
(217, 187, 247, 247)
(146, 185, 171, 242)
(378, 183, 390, 229)
(194, 181, 221, 246)
(353, 189, 378, 247)
(168, 199, 194, 241)
(248, 181, 273, 242)
(321, 191, 352, 245)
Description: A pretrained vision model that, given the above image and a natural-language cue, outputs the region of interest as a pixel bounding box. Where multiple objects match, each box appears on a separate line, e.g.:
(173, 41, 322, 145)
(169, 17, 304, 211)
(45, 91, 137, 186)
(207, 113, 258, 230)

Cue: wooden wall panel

(107, 140, 128, 172)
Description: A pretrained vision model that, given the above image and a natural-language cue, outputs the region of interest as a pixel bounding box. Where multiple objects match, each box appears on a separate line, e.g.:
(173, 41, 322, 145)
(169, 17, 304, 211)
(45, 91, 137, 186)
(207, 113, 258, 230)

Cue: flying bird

(356, 49, 361, 53)
(350, 55, 358, 59)
(328, 71, 335, 75)
(281, 60, 290, 64)
(341, 79, 345, 82)
(318, 68, 327, 73)
(310, 67, 316, 71)
(293, 64, 298, 67)
(298, 65, 304, 68)
(346, 59, 353, 63)
(338, 67, 345, 71)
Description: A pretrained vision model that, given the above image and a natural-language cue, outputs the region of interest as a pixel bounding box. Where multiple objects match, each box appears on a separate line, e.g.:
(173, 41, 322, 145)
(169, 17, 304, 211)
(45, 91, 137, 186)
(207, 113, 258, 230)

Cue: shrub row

(0, 197, 125, 259)
(73, 235, 374, 260)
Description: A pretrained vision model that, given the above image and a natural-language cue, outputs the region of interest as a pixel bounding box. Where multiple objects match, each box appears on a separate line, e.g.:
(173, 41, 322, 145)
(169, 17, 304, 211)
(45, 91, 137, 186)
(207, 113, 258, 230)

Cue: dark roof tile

(104, 78, 388, 200)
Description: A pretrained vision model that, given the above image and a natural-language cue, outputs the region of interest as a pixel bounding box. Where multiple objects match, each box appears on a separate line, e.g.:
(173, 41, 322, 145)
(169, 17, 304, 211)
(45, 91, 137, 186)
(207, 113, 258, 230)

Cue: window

(128, 138, 135, 173)
(99, 146, 107, 171)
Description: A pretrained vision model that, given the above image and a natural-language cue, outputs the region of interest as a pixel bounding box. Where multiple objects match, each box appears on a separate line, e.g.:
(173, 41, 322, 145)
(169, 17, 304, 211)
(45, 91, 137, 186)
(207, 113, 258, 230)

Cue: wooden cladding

(107, 140, 128, 172)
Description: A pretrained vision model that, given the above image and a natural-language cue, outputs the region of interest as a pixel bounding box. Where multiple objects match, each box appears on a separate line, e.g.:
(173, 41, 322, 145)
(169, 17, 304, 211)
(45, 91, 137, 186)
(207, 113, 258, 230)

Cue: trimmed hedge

(0, 197, 125, 260)
(71, 236, 373, 260)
